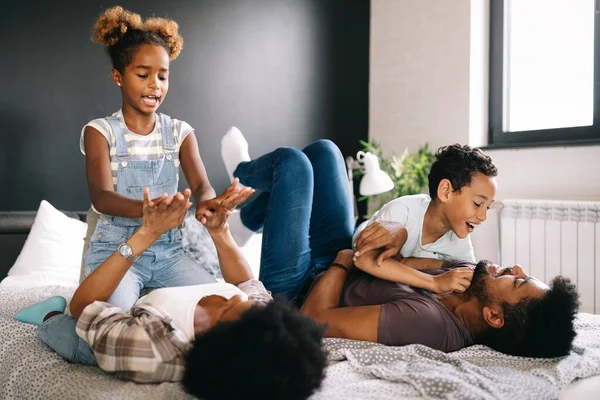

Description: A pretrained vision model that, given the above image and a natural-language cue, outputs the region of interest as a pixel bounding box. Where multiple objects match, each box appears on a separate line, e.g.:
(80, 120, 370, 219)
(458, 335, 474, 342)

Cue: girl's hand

(195, 179, 254, 222)
(140, 188, 192, 239)
(431, 268, 473, 294)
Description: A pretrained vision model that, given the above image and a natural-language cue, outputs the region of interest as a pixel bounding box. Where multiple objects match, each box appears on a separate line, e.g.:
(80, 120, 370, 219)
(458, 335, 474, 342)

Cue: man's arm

(300, 250, 381, 342)
(353, 221, 408, 266)
(70, 189, 191, 320)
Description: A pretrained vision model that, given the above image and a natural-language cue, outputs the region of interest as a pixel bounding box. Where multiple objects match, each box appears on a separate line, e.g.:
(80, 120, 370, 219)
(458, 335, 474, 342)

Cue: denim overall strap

(159, 113, 175, 152)
(106, 116, 130, 159)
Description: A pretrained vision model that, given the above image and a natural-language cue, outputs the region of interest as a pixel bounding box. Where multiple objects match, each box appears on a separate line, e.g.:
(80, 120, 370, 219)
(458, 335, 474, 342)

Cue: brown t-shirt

(340, 260, 475, 352)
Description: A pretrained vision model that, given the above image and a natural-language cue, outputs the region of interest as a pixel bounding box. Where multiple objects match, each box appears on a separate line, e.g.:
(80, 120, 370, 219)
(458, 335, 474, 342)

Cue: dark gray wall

(0, 0, 369, 211)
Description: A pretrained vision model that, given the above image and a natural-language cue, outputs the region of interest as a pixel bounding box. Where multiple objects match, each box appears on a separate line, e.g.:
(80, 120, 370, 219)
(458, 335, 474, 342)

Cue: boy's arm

(355, 251, 473, 293)
(70, 190, 191, 320)
(300, 250, 381, 342)
(84, 127, 145, 218)
(393, 256, 444, 270)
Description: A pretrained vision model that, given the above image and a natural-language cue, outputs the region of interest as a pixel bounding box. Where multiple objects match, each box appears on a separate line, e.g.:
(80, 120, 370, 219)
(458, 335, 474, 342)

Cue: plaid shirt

(75, 279, 272, 383)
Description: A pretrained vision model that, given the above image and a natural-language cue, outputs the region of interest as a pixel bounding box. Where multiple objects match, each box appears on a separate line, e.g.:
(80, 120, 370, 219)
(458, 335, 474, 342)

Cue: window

(489, 0, 600, 147)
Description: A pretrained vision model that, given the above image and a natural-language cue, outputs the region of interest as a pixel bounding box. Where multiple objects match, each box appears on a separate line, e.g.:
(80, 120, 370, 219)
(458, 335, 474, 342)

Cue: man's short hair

(475, 276, 579, 358)
(428, 144, 497, 199)
(183, 299, 327, 400)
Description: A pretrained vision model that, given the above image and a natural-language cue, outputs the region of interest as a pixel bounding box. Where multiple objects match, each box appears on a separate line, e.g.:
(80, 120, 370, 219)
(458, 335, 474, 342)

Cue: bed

(1, 203, 600, 399)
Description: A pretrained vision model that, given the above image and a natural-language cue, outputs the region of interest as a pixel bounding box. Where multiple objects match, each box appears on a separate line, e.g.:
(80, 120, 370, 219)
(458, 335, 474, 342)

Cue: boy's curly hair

(183, 299, 327, 400)
(92, 6, 183, 73)
(427, 144, 497, 199)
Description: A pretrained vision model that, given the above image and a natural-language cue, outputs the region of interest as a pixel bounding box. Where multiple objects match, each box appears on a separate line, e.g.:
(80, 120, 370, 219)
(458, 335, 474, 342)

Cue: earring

(117, 83, 122, 87)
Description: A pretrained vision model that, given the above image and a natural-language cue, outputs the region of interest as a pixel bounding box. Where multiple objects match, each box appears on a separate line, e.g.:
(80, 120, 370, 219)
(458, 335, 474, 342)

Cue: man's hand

(195, 179, 252, 223)
(140, 188, 192, 239)
(353, 221, 407, 266)
(431, 268, 473, 293)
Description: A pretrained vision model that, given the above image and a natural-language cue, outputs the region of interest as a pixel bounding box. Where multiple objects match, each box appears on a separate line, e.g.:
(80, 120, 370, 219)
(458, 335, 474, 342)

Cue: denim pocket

(89, 223, 129, 246)
(126, 179, 174, 200)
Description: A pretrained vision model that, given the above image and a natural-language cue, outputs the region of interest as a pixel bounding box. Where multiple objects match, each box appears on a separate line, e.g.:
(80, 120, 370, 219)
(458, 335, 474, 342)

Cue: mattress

(2, 285, 600, 400)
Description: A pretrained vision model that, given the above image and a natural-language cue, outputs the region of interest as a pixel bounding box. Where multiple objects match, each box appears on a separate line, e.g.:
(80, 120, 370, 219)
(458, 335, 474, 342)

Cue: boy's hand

(195, 179, 254, 222)
(140, 188, 192, 239)
(353, 221, 407, 266)
(431, 268, 473, 293)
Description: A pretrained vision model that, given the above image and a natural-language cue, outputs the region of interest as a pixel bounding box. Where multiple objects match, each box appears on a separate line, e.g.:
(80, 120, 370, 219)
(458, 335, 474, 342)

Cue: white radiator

(498, 199, 600, 314)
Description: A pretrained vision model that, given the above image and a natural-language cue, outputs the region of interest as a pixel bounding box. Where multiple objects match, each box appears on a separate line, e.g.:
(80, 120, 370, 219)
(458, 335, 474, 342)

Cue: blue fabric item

(38, 314, 98, 365)
(235, 139, 355, 301)
(14, 296, 67, 325)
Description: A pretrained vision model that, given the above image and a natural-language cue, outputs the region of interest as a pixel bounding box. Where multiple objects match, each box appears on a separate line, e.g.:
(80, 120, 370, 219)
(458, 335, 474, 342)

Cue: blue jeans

(235, 139, 355, 301)
(38, 314, 97, 366)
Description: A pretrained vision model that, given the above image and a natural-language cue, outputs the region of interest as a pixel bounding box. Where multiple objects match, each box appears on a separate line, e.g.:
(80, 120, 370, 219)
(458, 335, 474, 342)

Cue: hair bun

(144, 17, 183, 60)
(93, 6, 143, 46)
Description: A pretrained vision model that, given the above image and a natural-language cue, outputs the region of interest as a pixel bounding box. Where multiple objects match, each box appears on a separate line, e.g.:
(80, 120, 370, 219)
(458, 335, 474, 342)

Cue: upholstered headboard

(0, 211, 87, 281)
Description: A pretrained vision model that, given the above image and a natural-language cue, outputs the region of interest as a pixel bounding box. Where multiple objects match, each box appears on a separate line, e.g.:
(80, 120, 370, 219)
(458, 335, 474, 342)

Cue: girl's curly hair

(92, 6, 183, 72)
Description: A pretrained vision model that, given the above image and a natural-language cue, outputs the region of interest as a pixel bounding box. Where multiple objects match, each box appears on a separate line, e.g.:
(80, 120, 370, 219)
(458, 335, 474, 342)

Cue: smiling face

(440, 173, 497, 238)
(484, 263, 549, 303)
(112, 44, 170, 115)
(466, 260, 549, 328)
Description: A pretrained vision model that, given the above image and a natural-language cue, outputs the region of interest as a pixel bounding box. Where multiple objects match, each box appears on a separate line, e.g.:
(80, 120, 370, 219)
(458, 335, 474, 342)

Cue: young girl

(80, 6, 229, 310)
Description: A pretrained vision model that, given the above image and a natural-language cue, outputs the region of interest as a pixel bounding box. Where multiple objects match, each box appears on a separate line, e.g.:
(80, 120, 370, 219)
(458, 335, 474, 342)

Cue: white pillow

(0, 200, 87, 288)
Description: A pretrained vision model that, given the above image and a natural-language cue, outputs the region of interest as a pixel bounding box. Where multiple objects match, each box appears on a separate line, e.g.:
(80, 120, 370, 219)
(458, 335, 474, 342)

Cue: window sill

(481, 138, 600, 150)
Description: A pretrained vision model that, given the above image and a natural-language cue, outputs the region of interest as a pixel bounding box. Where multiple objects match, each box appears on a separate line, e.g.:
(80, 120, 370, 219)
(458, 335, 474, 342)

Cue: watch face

(119, 243, 133, 258)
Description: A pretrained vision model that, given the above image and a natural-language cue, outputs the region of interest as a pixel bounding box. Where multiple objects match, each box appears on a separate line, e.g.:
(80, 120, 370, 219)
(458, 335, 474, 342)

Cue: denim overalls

(83, 113, 216, 311)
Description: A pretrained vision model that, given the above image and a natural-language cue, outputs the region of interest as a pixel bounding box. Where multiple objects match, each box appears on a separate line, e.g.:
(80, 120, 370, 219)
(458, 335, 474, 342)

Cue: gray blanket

(1, 286, 599, 400)
(316, 314, 600, 400)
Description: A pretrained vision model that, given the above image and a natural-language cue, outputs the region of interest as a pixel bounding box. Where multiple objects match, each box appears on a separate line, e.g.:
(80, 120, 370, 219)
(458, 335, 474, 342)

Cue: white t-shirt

(136, 283, 248, 341)
(80, 109, 194, 189)
(354, 194, 476, 262)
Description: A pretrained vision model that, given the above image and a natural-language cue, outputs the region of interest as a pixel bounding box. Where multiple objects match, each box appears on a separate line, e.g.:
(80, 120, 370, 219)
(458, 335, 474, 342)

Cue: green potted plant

(354, 140, 434, 219)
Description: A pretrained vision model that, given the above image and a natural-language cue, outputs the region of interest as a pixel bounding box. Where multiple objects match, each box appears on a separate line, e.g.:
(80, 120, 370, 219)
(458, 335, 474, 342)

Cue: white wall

(370, 0, 471, 157)
(370, 0, 600, 264)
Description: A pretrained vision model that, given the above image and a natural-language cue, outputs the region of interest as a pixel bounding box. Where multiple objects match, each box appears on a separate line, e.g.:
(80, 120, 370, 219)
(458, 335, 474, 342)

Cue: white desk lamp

(346, 151, 394, 196)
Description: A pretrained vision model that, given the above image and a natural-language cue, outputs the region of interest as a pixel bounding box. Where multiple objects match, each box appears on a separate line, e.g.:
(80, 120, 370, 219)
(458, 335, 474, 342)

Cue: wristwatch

(117, 242, 140, 262)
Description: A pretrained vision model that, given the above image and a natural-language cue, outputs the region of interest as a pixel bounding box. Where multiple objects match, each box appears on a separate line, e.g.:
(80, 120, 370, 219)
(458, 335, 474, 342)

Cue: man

(301, 251, 579, 358)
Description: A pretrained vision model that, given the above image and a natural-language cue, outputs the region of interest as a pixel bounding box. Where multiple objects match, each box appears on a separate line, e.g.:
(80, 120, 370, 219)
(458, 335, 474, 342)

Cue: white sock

(221, 126, 250, 184)
(228, 209, 255, 247)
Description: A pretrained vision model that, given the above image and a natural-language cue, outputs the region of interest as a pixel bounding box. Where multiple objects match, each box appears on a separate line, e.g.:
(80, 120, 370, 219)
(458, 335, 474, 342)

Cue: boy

(353, 144, 497, 268)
